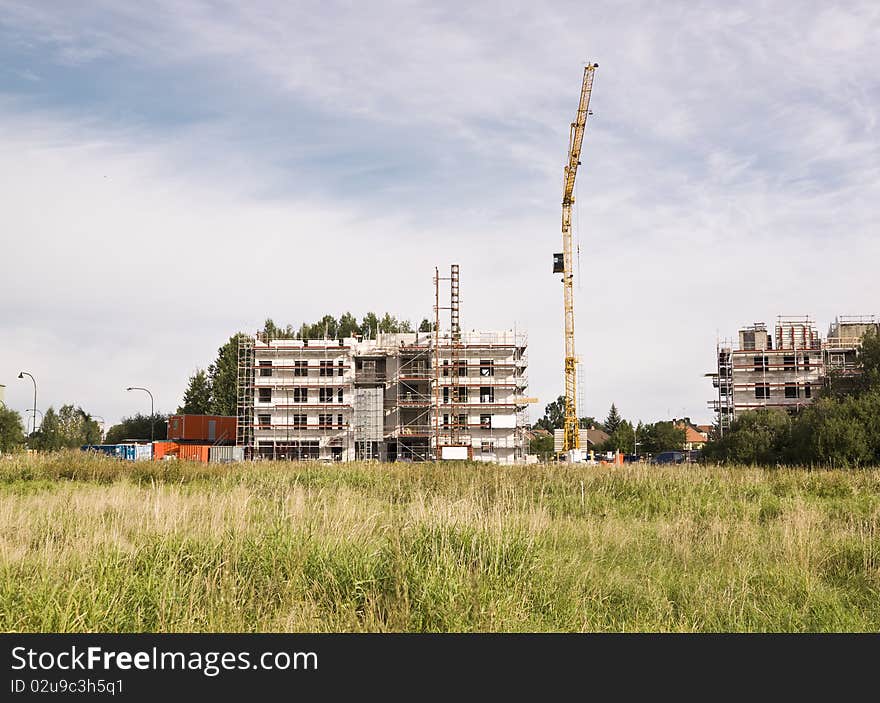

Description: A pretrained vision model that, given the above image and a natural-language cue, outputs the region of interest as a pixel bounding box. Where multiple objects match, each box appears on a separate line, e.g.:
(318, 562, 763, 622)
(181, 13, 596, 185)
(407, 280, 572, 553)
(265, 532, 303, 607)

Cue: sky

(1, 1, 879, 430)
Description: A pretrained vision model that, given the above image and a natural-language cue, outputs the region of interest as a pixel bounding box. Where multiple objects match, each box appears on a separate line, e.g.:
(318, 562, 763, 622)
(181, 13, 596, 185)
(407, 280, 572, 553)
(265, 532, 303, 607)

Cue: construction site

(708, 315, 880, 433)
(235, 265, 529, 463)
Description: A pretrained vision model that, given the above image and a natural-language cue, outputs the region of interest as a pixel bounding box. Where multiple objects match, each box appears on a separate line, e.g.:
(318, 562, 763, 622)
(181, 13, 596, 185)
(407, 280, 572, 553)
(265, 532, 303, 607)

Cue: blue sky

(1, 1, 879, 429)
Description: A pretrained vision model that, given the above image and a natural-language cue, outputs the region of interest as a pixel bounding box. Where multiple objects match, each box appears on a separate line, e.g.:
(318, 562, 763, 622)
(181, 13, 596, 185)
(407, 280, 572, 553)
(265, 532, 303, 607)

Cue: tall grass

(0, 451, 878, 631)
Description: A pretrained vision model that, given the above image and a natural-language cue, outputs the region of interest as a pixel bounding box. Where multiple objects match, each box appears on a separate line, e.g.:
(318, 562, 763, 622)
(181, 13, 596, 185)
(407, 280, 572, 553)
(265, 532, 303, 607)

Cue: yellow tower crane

(555, 63, 598, 454)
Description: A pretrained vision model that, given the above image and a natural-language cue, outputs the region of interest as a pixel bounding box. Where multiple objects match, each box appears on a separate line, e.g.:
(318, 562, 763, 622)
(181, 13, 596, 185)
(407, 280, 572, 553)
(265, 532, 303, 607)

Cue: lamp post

(126, 387, 154, 443)
(18, 372, 37, 437)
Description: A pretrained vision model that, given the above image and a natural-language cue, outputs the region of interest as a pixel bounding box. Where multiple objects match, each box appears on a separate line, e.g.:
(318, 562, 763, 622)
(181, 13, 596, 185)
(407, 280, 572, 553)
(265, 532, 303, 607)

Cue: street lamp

(126, 387, 154, 443)
(18, 372, 37, 436)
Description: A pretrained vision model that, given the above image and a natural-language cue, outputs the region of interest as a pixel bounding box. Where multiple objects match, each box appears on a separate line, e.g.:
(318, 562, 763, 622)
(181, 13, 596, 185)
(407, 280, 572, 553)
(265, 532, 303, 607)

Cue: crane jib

(557, 63, 597, 455)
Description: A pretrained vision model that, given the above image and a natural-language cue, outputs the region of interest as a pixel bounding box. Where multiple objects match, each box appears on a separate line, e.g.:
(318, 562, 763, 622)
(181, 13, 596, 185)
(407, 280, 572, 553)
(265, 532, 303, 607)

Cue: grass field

(1, 451, 878, 632)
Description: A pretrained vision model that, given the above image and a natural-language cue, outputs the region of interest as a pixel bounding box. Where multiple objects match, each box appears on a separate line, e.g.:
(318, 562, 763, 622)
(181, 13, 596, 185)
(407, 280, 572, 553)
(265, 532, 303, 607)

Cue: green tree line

(0, 404, 103, 452)
(530, 397, 686, 459)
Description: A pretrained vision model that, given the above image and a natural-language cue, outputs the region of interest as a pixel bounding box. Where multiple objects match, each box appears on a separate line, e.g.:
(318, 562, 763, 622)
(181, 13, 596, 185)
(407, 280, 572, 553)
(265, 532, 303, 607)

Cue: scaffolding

(392, 339, 434, 461)
(236, 335, 255, 457)
(707, 340, 733, 435)
(234, 265, 529, 464)
(246, 337, 352, 460)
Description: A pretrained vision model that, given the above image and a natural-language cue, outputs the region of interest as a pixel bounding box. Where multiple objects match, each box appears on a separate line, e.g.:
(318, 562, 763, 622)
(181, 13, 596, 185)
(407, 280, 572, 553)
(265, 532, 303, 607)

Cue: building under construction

(235, 266, 529, 462)
(708, 315, 878, 433)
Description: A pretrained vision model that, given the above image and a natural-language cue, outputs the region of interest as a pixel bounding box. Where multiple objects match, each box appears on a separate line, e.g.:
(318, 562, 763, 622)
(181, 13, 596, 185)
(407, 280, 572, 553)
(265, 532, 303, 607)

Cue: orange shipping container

(167, 415, 236, 443)
(152, 441, 179, 460)
(177, 444, 210, 463)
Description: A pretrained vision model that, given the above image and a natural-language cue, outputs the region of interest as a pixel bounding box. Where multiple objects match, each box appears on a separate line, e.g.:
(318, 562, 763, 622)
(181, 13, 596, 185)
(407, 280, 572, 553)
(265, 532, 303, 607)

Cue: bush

(705, 391, 880, 468)
(703, 409, 791, 465)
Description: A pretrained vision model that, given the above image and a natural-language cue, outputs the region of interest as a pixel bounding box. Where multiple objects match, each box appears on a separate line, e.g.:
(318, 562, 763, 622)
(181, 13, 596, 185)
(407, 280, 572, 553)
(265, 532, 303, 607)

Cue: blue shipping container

(81, 444, 153, 461)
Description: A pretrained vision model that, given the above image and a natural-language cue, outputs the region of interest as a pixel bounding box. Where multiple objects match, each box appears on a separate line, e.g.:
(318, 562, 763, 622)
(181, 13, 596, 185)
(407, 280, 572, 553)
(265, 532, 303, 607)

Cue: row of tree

(703, 329, 880, 467)
(0, 404, 102, 452)
(529, 397, 686, 459)
(259, 314, 429, 341)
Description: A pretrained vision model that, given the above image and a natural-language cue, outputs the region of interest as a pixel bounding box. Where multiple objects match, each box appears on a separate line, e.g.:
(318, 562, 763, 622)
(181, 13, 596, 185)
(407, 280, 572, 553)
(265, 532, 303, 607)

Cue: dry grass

(1, 451, 878, 632)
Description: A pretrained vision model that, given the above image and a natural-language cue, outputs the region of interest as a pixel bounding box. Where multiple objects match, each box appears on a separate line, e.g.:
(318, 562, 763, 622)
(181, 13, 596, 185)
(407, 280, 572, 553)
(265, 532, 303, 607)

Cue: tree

(105, 413, 168, 443)
(604, 404, 622, 434)
(316, 314, 338, 339)
(208, 333, 248, 416)
(788, 395, 875, 467)
(578, 416, 598, 429)
(600, 419, 636, 454)
(360, 312, 379, 339)
(32, 407, 61, 450)
(30, 405, 101, 450)
(378, 313, 397, 334)
(534, 395, 565, 431)
(856, 327, 880, 393)
(702, 409, 791, 465)
(178, 368, 212, 414)
(338, 312, 360, 338)
(0, 406, 25, 453)
(260, 318, 294, 341)
(637, 421, 686, 455)
(529, 432, 555, 461)
(419, 319, 432, 333)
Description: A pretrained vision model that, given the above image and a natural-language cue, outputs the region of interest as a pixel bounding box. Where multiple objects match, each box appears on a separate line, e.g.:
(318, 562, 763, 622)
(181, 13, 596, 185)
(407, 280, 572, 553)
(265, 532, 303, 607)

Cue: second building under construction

(708, 314, 878, 434)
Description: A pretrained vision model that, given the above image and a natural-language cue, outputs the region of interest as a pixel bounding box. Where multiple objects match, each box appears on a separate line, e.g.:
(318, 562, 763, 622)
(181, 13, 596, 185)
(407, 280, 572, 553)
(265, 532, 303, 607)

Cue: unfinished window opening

(293, 414, 307, 429)
(337, 388, 344, 403)
(802, 354, 811, 370)
(294, 360, 308, 377)
(258, 388, 272, 403)
(753, 355, 768, 371)
(458, 414, 467, 429)
(480, 387, 494, 403)
(293, 388, 308, 403)
(456, 361, 467, 377)
(480, 414, 491, 429)
(442, 413, 450, 429)
(257, 414, 271, 429)
(457, 386, 468, 403)
(319, 360, 333, 377)
(784, 383, 798, 399)
(337, 414, 344, 429)
(754, 384, 770, 399)
(481, 440, 495, 454)
(318, 413, 333, 429)
(783, 355, 796, 371)
(319, 388, 334, 403)
(479, 360, 494, 377)
(337, 360, 344, 376)
(443, 387, 449, 404)
(259, 360, 273, 377)
(442, 360, 449, 377)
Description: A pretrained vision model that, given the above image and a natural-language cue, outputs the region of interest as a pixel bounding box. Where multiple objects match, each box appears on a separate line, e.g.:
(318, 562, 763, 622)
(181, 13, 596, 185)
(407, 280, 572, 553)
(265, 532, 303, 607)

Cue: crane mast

(559, 63, 598, 453)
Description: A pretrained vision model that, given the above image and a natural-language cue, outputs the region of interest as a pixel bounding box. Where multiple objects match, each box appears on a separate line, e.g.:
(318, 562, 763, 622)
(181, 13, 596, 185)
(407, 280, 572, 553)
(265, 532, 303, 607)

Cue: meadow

(0, 451, 878, 632)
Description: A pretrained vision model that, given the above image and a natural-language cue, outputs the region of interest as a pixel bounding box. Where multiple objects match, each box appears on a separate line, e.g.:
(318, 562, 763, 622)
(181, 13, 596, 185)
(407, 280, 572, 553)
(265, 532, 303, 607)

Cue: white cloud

(1, 1, 879, 429)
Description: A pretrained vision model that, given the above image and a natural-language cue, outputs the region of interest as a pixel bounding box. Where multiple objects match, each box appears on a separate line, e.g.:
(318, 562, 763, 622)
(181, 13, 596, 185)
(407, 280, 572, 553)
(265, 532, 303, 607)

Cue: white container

(209, 446, 245, 463)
